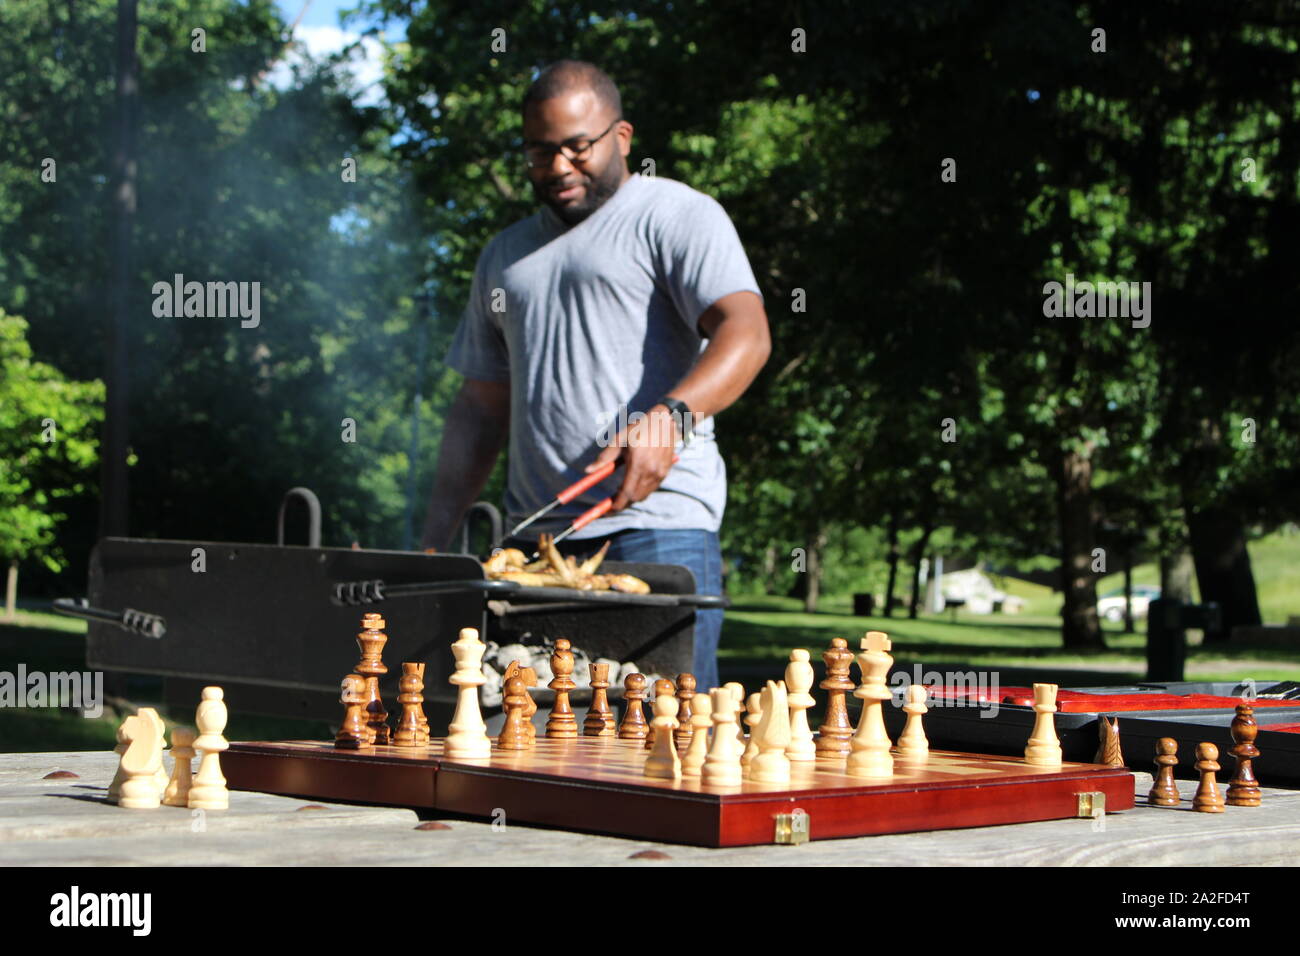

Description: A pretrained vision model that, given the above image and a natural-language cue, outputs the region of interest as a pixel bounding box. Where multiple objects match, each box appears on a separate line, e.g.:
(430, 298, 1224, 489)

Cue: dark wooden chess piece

(1192, 742, 1225, 813)
(618, 673, 649, 740)
(1093, 715, 1125, 768)
(1148, 737, 1180, 806)
(647, 678, 676, 749)
(414, 662, 430, 743)
(674, 673, 696, 753)
(583, 662, 616, 737)
(335, 674, 369, 749)
(546, 639, 578, 738)
(355, 613, 391, 745)
(816, 638, 855, 759)
(1227, 702, 1262, 807)
(392, 663, 425, 747)
(521, 665, 539, 744)
(498, 675, 531, 750)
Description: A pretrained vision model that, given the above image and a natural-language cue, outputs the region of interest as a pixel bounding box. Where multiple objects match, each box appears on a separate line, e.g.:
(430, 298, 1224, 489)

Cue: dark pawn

(1227, 702, 1262, 807)
(674, 673, 697, 753)
(1192, 742, 1225, 813)
(1148, 737, 1180, 806)
(618, 673, 649, 740)
(335, 674, 369, 749)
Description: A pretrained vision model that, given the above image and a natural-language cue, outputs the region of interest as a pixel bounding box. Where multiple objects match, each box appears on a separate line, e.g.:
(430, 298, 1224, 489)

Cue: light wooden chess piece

(118, 721, 162, 809)
(896, 684, 930, 760)
(188, 687, 229, 811)
(107, 719, 130, 805)
(784, 650, 816, 762)
(1193, 742, 1225, 813)
(847, 631, 895, 778)
(741, 692, 762, 770)
(138, 707, 169, 793)
(117, 713, 164, 809)
(393, 663, 426, 747)
(445, 627, 491, 758)
(816, 637, 855, 761)
(644, 695, 682, 780)
(335, 674, 369, 749)
(645, 678, 675, 750)
(725, 682, 746, 760)
(751, 681, 792, 785)
(1024, 682, 1063, 767)
(583, 662, 616, 737)
(162, 727, 196, 807)
(681, 692, 712, 777)
(546, 638, 579, 738)
(702, 687, 743, 787)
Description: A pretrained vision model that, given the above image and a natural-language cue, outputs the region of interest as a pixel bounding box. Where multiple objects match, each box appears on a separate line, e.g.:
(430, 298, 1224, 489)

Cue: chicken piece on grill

(480, 534, 649, 593)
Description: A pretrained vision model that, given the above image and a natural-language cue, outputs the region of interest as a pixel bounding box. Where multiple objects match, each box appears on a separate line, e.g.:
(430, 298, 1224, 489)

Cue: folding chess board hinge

(1075, 791, 1106, 818)
(773, 809, 811, 845)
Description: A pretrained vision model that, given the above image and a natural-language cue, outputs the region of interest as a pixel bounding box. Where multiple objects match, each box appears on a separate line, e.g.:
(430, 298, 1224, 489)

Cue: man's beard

(534, 160, 625, 226)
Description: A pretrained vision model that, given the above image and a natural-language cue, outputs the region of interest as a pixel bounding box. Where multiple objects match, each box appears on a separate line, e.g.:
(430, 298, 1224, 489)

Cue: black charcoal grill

(60, 536, 724, 724)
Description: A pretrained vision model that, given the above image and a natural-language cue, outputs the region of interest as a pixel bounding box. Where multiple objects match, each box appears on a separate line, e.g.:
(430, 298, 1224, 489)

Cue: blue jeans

(503, 528, 723, 691)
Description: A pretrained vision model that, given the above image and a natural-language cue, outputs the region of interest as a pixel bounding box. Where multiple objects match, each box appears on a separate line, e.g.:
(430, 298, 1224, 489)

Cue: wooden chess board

(223, 737, 1135, 847)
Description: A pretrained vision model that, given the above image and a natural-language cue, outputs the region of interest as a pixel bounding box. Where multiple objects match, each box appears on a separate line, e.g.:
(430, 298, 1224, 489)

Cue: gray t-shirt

(446, 173, 761, 538)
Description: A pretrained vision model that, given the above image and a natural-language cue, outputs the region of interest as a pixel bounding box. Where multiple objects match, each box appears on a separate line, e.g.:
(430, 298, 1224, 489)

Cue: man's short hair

(522, 60, 623, 119)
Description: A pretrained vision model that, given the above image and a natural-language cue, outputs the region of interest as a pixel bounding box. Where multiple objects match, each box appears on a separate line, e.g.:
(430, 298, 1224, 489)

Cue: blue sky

(274, 0, 408, 39)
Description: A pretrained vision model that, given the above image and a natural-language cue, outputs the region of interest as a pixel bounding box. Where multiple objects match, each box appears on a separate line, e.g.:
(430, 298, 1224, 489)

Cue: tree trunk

(1056, 445, 1105, 648)
(1187, 506, 1262, 641)
(761, 544, 776, 588)
(1159, 545, 1195, 603)
(908, 523, 934, 620)
(100, 0, 138, 538)
(803, 528, 826, 613)
(4, 561, 16, 620)
(883, 514, 900, 617)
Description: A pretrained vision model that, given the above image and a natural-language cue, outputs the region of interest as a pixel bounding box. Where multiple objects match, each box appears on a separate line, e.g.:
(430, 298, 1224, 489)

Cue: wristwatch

(657, 396, 694, 446)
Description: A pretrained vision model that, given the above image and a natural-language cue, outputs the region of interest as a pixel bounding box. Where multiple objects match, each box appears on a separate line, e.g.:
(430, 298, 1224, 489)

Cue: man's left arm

(587, 290, 771, 510)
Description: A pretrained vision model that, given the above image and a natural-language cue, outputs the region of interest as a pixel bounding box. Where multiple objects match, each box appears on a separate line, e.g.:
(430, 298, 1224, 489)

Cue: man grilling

(420, 60, 770, 692)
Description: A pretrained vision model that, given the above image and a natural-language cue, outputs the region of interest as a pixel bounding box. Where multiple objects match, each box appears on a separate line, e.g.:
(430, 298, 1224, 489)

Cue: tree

(0, 312, 103, 616)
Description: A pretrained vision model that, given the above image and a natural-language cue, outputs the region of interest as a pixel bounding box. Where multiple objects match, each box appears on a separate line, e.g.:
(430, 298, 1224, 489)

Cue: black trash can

(853, 593, 875, 616)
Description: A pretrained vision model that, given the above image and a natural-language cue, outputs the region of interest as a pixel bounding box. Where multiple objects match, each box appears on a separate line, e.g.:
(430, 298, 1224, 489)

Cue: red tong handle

(555, 459, 617, 504)
(570, 498, 614, 532)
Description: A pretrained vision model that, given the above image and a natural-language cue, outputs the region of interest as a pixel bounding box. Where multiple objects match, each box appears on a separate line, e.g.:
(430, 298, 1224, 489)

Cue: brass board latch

(1076, 791, 1106, 818)
(774, 809, 810, 845)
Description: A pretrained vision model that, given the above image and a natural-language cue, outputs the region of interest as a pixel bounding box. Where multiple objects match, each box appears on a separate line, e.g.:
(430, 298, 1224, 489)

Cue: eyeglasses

(522, 118, 622, 169)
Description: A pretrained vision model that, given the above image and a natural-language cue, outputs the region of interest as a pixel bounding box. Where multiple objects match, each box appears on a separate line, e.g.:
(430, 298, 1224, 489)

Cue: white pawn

(681, 693, 712, 777)
(1024, 682, 1063, 767)
(163, 727, 196, 807)
(702, 688, 743, 787)
(784, 649, 816, 762)
(644, 695, 682, 780)
(117, 713, 164, 809)
(896, 684, 930, 759)
(189, 686, 230, 811)
(445, 627, 491, 758)
(741, 692, 762, 771)
(751, 681, 791, 785)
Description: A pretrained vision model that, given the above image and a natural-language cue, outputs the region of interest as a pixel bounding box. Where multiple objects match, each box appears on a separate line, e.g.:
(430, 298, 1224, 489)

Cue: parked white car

(1097, 585, 1161, 622)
